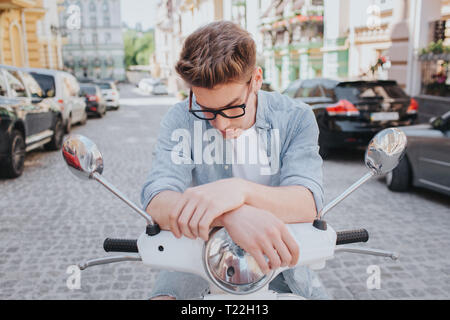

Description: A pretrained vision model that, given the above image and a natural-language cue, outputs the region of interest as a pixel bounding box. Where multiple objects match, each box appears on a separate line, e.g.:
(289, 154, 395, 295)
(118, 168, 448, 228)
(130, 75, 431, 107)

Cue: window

(5, 71, 27, 98)
(21, 72, 43, 98)
(31, 73, 56, 98)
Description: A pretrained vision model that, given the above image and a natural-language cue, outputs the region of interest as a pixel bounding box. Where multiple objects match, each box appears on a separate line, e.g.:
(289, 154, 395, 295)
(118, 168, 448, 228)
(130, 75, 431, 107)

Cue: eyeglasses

(189, 77, 253, 120)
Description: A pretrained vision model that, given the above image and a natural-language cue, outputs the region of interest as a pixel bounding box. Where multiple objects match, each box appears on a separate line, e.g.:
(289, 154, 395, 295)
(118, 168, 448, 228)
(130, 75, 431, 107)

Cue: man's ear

(254, 66, 263, 91)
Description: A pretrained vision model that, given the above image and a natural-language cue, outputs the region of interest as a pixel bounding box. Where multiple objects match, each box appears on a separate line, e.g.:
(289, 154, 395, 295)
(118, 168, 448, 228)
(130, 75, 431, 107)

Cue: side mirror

(320, 128, 407, 219)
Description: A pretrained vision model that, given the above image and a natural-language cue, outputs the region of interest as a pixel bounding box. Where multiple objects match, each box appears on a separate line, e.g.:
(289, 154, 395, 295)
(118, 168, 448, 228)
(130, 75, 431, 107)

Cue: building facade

(58, 0, 125, 80)
(0, 0, 63, 69)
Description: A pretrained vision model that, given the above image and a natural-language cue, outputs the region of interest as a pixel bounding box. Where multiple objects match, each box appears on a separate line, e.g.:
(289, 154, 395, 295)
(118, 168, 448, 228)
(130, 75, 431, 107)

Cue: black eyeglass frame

(188, 76, 253, 120)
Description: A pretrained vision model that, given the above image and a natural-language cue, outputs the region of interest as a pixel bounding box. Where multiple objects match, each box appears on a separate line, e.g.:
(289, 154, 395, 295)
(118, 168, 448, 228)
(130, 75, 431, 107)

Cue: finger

(281, 228, 300, 267)
(273, 236, 292, 268)
(170, 195, 188, 238)
(249, 249, 270, 274)
(198, 207, 221, 241)
(261, 240, 281, 270)
(188, 202, 208, 239)
(178, 200, 198, 239)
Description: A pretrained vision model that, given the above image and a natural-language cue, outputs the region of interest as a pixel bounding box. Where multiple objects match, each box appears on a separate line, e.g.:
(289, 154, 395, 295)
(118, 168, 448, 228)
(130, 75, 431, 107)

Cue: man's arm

(241, 182, 317, 223)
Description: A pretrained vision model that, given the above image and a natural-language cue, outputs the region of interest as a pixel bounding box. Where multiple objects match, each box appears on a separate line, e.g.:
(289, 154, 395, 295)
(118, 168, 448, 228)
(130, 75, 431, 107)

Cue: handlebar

(103, 238, 138, 253)
(336, 229, 369, 245)
(103, 228, 369, 254)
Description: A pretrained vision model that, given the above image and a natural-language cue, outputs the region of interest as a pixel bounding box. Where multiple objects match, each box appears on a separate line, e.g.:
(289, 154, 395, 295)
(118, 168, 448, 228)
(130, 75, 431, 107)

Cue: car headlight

(203, 227, 274, 295)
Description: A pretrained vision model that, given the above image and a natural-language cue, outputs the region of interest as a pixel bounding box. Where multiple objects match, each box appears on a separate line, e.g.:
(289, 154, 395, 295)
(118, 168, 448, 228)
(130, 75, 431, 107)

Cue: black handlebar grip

(336, 229, 369, 245)
(103, 238, 138, 253)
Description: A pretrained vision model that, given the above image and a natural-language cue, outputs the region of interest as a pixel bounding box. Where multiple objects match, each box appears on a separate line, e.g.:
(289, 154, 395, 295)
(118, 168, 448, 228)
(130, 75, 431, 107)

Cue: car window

(31, 73, 56, 97)
(295, 85, 322, 98)
(5, 70, 27, 98)
(97, 82, 111, 89)
(21, 71, 43, 98)
(377, 84, 408, 99)
(80, 86, 96, 95)
(0, 72, 7, 97)
(283, 80, 301, 98)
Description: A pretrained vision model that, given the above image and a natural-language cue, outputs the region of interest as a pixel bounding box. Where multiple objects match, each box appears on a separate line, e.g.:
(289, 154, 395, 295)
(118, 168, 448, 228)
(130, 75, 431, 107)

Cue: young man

(141, 21, 327, 300)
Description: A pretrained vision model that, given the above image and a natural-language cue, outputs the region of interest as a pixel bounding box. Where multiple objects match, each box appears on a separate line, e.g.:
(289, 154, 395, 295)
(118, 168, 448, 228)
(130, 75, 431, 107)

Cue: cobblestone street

(0, 84, 449, 300)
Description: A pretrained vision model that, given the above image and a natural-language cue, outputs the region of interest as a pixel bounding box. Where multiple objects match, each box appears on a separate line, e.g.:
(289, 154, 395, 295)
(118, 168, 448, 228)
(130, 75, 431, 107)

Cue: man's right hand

(221, 205, 300, 274)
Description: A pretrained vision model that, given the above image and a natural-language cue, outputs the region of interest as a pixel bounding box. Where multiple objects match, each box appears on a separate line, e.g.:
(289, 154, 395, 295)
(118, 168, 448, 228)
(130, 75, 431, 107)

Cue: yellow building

(0, 0, 63, 69)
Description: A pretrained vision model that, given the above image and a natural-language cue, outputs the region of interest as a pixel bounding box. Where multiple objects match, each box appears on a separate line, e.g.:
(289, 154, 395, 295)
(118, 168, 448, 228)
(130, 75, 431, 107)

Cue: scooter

(61, 128, 407, 300)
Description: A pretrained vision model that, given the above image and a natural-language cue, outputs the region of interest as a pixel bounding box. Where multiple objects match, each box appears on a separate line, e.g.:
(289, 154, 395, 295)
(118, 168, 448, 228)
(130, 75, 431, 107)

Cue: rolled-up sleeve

(279, 107, 324, 213)
(140, 105, 194, 211)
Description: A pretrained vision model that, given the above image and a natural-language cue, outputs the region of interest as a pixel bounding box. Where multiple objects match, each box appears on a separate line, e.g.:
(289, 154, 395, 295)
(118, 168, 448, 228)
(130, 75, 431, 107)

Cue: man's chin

(219, 128, 243, 139)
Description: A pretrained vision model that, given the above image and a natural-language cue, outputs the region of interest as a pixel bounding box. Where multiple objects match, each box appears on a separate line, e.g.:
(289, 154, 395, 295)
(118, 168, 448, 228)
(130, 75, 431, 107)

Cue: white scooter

(62, 128, 407, 300)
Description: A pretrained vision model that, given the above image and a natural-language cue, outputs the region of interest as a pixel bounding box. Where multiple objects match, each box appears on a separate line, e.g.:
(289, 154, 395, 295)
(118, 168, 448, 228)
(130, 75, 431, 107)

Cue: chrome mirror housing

(365, 128, 407, 175)
(203, 228, 274, 295)
(62, 134, 104, 180)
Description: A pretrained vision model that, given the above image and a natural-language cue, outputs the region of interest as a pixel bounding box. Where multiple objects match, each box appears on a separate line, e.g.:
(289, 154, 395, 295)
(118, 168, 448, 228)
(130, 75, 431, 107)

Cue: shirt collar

(255, 90, 271, 129)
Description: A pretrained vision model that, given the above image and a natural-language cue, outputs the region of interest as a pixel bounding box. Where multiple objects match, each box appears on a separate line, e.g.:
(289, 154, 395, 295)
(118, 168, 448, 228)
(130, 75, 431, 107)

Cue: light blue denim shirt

(141, 89, 324, 213)
(140, 89, 327, 299)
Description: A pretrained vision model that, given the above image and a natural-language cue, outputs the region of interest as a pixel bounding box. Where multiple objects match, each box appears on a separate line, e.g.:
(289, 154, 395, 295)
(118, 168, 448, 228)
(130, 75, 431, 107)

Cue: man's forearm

(241, 179, 317, 223)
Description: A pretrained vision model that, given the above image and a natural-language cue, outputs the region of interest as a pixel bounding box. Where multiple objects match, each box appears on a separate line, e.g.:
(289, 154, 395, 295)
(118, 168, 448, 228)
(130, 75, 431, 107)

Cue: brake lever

(78, 254, 142, 270)
(335, 246, 399, 260)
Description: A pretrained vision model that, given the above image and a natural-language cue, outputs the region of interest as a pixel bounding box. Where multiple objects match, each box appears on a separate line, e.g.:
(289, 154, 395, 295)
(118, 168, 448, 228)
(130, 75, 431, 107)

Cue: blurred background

(0, 0, 449, 300)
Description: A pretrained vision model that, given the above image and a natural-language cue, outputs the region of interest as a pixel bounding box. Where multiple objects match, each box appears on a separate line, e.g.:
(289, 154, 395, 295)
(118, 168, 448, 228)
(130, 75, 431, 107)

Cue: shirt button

(224, 165, 229, 170)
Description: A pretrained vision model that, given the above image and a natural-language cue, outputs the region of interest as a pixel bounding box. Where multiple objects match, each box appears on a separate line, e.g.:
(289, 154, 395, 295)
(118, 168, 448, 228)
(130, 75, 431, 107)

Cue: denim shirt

(140, 90, 327, 298)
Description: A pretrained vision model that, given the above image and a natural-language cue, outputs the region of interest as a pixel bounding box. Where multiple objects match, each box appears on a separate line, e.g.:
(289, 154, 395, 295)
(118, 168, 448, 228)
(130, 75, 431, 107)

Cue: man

(141, 21, 327, 300)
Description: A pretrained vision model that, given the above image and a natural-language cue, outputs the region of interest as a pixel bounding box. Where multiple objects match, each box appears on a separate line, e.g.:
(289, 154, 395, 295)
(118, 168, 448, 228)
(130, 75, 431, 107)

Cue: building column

(407, 0, 442, 95)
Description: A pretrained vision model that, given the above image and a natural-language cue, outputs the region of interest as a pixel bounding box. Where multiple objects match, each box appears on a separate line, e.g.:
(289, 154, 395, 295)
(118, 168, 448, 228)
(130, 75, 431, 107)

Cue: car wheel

(45, 117, 64, 151)
(65, 114, 72, 133)
(0, 130, 26, 178)
(386, 155, 411, 192)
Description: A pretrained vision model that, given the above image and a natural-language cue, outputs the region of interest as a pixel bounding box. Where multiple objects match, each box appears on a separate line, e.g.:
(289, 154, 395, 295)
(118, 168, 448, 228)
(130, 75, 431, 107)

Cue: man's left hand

(169, 178, 248, 240)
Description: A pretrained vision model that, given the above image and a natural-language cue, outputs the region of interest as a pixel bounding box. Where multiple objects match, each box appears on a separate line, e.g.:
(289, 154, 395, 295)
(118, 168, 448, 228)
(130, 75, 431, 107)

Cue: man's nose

(212, 115, 231, 131)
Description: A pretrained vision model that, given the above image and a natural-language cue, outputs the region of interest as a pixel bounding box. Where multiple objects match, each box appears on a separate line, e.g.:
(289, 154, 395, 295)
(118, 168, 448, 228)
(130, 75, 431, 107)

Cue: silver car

(386, 111, 450, 196)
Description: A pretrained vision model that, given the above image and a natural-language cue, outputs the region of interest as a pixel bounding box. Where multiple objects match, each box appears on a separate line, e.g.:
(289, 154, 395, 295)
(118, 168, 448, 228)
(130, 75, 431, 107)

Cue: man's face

(191, 67, 263, 139)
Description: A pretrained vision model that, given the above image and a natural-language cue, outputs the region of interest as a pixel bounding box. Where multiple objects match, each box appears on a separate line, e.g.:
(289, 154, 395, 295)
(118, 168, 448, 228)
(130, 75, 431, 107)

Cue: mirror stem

(91, 172, 157, 227)
(320, 171, 374, 220)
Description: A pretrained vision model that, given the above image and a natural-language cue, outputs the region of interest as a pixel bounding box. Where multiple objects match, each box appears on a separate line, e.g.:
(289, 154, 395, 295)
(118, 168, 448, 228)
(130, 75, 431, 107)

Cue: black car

(80, 84, 107, 118)
(0, 66, 64, 178)
(283, 78, 418, 158)
(386, 111, 450, 196)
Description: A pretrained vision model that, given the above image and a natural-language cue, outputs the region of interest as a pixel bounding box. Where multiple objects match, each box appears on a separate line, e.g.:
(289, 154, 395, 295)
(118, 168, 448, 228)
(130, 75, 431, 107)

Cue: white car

(138, 78, 161, 94)
(24, 68, 87, 133)
(96, 81, 120, 110)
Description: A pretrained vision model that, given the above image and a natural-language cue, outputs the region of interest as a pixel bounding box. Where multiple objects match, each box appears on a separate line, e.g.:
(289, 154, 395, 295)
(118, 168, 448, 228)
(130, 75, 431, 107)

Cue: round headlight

(203, 227, 274, 295)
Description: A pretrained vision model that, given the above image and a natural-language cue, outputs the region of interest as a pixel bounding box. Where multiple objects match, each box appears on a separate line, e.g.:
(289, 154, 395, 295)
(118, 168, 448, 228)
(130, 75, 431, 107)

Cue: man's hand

(222, 205, 300, 274)
(169, 178, 248, 240)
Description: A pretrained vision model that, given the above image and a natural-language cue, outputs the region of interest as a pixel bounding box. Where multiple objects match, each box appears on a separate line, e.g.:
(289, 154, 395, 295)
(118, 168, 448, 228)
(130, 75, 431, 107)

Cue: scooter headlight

(203, 228, 274, 295)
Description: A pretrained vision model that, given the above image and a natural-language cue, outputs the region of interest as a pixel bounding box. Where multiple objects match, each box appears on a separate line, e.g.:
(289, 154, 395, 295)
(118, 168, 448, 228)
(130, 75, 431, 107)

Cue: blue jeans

(149, 267, 329, 300)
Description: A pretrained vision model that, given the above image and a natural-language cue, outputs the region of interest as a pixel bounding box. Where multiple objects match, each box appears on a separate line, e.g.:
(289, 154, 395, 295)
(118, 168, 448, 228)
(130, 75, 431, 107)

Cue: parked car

(0, 65, 64, 178)
(283, 78, 418, 158)
(386, 111, 450, 196)
(80, 84, 107, 118)
(96, 81, 120, 110)
(138, 78, 167, 95)
(24, 68, 87, 132)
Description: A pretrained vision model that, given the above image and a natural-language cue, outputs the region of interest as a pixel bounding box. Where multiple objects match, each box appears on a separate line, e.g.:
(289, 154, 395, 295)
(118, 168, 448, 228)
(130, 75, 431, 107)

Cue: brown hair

(175, 21, 256, 89)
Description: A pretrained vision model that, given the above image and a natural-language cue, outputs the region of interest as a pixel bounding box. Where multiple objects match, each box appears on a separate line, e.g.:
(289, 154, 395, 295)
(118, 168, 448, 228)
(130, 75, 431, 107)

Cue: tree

(123, 28, 154, 68)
